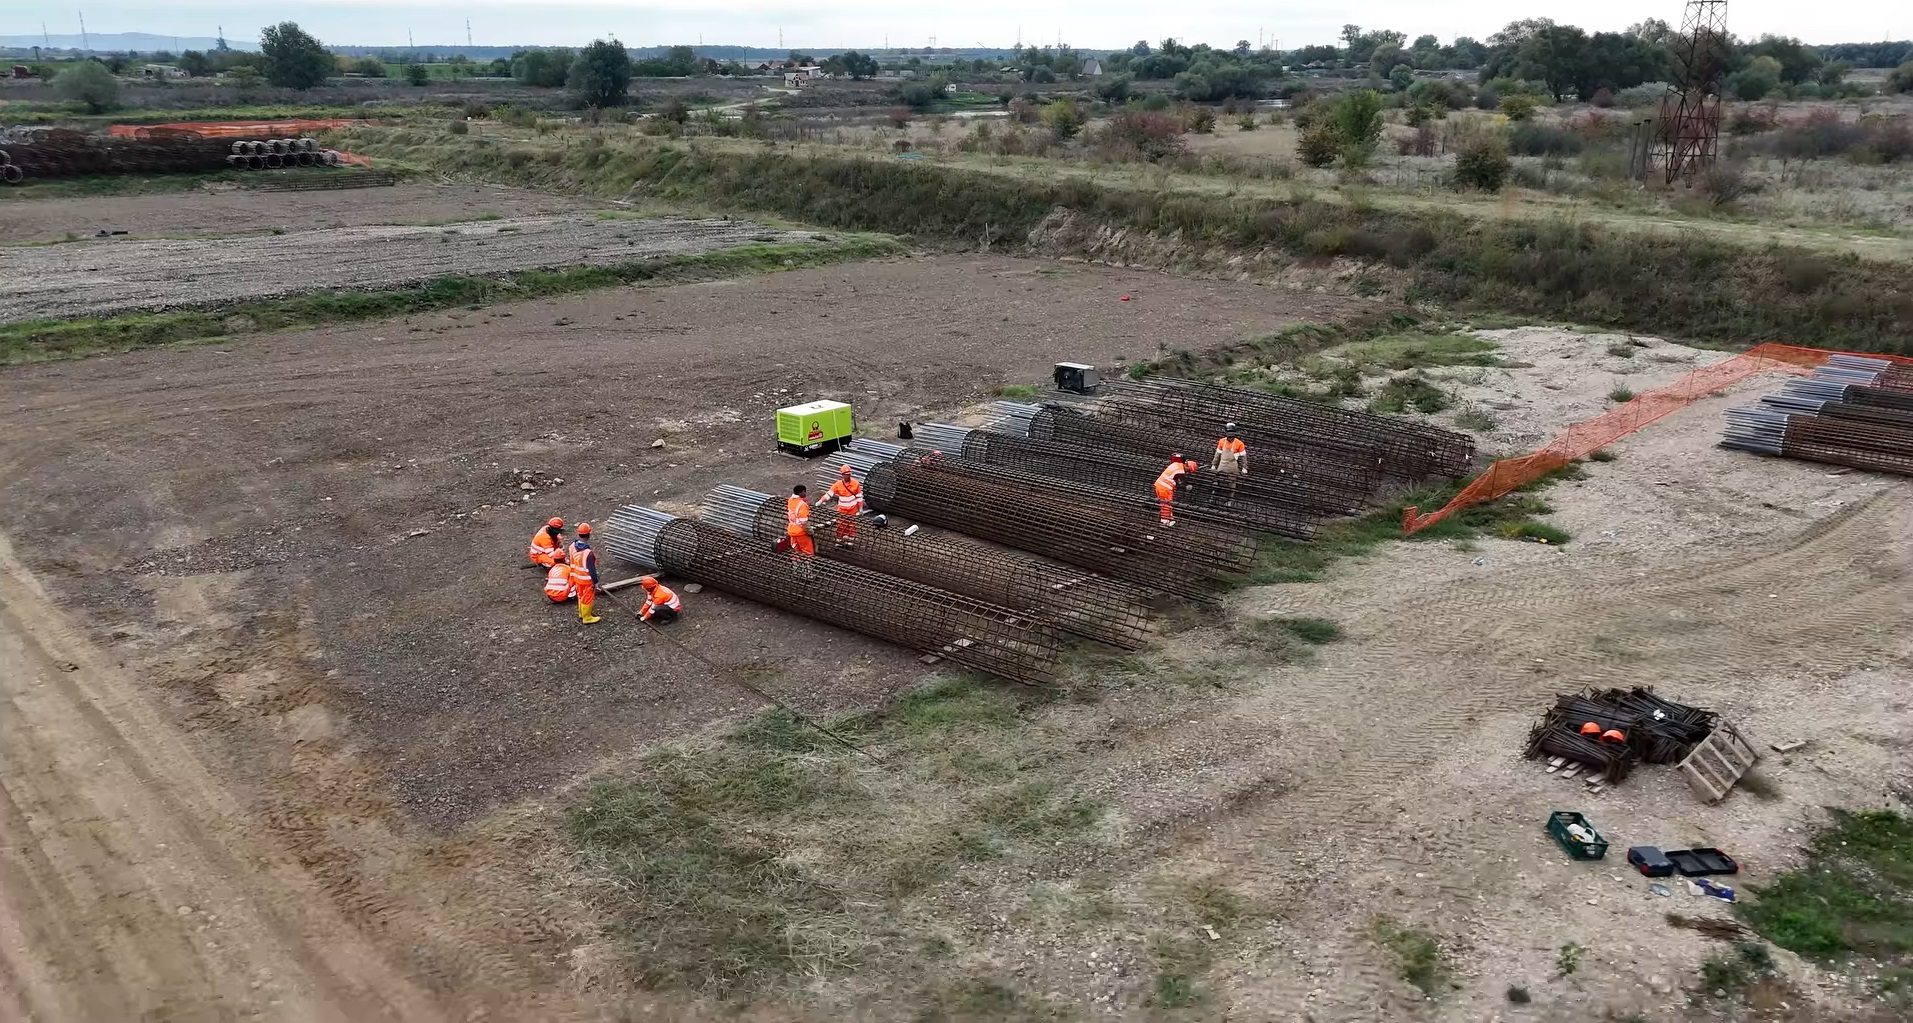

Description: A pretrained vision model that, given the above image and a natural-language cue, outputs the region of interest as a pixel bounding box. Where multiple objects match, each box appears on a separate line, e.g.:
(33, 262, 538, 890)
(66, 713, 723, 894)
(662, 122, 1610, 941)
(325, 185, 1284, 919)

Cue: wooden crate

(1678, 721, 1759, 803)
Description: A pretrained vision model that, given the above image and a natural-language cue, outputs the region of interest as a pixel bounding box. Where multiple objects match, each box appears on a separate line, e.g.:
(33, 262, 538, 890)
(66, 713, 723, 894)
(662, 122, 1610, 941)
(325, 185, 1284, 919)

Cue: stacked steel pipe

(601, 505, 1063, 686)
(1524, 687, 1718, 785)
(1091, 377, 1477, 483)
(0, 128, 344, 184)
(1722, 363, 1913, 477)
(702, 485, 1156, 649)
(984, 402, 1370, 517)
(913, 421, 1318, 537)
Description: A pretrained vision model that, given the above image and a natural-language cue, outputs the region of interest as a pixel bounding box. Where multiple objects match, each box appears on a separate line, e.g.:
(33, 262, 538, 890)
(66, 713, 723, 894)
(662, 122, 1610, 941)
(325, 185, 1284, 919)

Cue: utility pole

(408, 27, 414, 51)
(43, 21, 50, 49)
(78, 11, 89, 55)
(466, 18, 472, 47)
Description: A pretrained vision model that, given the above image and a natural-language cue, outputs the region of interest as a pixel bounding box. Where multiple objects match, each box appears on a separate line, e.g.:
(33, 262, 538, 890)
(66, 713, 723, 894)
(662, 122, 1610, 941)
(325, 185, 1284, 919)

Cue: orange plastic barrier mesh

(108, 119, 357, 138)
(1401, 342, 1913, 534)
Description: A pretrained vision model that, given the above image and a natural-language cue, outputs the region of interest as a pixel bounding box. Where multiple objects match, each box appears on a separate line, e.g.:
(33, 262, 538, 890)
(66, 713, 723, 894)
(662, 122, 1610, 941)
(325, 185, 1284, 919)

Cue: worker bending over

(1153, 453, 1197, 526)
(636, 576, 682, 624)
(1212, 424, 1248, 475)
(528, 517, 567, 567)
(567, 522, 601, 623)
(543, 560, 577, 603)
(785, 485, 816, 575)
(820, 465, 865, 547)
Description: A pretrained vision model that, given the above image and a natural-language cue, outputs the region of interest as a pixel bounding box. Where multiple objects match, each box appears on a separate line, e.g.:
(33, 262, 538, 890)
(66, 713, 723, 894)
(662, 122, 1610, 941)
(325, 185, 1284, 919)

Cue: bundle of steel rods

(602, 505, 1063, 686)
(1725, 376, 1913, 477)
(1815, 354, 1913, 393)
(702, 485, 1156, 649)
(0, 128, 343, 183)
(1093, 377, 1476, 482)
(985, 403, 1369, 517)
(1524, 687, 1717, 784)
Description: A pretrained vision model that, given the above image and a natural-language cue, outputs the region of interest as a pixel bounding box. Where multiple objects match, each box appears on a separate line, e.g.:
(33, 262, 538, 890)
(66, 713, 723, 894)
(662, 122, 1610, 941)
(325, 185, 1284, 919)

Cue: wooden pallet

(1678, 721, 1759, 803)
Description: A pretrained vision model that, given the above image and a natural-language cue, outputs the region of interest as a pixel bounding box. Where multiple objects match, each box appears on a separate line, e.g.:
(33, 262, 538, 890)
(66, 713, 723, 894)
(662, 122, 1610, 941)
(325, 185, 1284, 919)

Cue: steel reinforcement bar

(913, 421, 1318, 538)
(991, 402, 1377, 513)
(1097, 377, 1476, 481)
(703, 486, 1156, 649)
(602, 506, 1064, 686)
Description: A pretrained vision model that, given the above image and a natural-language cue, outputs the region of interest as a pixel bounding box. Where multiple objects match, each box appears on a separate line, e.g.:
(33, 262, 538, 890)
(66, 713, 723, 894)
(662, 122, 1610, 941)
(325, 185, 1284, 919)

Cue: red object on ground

(1119, 295, 1131, 301)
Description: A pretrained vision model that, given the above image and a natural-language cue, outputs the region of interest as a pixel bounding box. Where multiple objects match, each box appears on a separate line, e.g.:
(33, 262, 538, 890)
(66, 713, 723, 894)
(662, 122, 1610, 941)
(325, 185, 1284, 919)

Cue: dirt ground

(0, 181, 602, 243)
(0, 212, 823, 321)
(3, 242, 1908, 1022)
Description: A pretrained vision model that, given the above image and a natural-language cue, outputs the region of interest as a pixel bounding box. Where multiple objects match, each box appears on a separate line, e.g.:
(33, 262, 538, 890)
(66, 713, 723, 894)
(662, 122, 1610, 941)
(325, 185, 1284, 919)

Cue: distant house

(783, 71, 811, 88)
(1081, 58, 1102, 77)
(797, 64, 825, 79)
(140, 64, 188, 79)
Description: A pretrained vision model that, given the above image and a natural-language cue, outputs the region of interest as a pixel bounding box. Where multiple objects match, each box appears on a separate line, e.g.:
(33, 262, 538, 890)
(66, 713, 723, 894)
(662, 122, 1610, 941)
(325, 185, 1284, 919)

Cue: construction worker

(528, 516, 566, 567)
(567, 522, 601, 624)
(785, 484, 815, 575)
(636, 576, 681, 624)
(1153, 453, 1197, 526)
(543, 559, 577, 603)
(1212, 423, 1248, 476)
(820, 464, 864, 547)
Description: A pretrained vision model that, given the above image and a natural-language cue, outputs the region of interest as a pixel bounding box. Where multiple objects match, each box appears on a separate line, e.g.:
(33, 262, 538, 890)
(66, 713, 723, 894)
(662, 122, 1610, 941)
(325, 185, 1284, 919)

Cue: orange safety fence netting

(1401, 342, 1913, 534)
(107, 118, 358, 138)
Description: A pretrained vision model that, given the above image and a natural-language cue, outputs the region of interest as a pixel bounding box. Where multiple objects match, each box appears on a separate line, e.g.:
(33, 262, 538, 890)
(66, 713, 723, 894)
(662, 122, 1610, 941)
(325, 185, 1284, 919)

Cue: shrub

(1237, 113, 1258, 131)
(1474, 87, 1500, 111)
(1291, 97, 1334, 131)
(1298, 125, 1342, 167)
(1704, 162, 1755, 207)
(1590, 87, 1614, 108)
(887, 106, 911, 129)
(1094, 74, 1133, 103)
(447, 119, 469, 135)
(1043, 99, 1086, 140)
(1331, 90, 1384, 153)
(1499, 94, 1538, 121)
(1180, 105, 1217, 134)
(1889, 62, 1913, 95)
(403, 62, 430, 86)
(54, 60, 119, 113)
(1452, 136, 1511, 191)
(1614, 82, 1671, 107)
(1096, 110, 1187, 161)
(1508, 123, 1584, 157)
(1141, 92, 1173, 112)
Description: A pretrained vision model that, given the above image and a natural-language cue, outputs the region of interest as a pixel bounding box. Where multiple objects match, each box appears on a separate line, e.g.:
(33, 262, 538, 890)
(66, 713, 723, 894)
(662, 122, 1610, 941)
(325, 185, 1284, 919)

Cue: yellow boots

(578, 600, 601, 624)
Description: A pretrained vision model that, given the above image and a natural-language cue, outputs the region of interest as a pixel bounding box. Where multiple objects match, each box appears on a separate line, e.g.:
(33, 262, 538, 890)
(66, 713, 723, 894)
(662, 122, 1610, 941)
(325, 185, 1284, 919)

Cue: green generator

(776, 400, 855, 457)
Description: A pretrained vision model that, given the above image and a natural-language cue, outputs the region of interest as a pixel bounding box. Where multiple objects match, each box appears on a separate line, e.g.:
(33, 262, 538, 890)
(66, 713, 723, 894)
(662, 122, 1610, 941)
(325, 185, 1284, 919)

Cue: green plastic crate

(1546, 811, 1609, 861)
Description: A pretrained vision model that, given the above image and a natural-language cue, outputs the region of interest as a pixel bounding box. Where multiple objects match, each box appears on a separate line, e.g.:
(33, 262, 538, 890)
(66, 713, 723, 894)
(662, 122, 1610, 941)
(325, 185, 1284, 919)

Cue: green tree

(1885, 62, 1913, 94)
(403, 62, 429, 86)
(54, 60, 119, 113)
(1815, 60, 1850, 86)
(228, 65, 263, 86)
(1726, 56, 1781, 101)
(839, 50, 879, 80)
(1453, 136, 1511, 190)
(511, 49, 572, 87)
(177, 50, 212, 77)
(260, 21, 332, 89)
(1389, 63, 1414, 91)
(1744, 35, 1821, 85)
(1093, 74, 1133, 103)
(1042, 98, 1086, 140)
(1330, 89, 1384, 153)
(1297, 124, 1341, 166)
(1500, 93, 1539, 120)
(352, 56, 386, 77)
(568, 38, 633, 107)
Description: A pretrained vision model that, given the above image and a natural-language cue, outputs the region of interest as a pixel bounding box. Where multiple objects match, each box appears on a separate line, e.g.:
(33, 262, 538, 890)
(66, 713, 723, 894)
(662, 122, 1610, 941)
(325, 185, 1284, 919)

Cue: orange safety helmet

(1579, 721, 1602, 736)
(546, 517, 565, 529)
(639, 575, 658, 589)
(576, 522, 592, 536)
(839, 464, 854, 475)
(1600, 729, 1627, 744)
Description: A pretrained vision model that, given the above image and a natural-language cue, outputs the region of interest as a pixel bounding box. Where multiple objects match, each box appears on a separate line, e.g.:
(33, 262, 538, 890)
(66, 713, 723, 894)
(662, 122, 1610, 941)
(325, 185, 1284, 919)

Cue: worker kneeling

(543, 561, 577, 603)
(637, 576, 681, 624)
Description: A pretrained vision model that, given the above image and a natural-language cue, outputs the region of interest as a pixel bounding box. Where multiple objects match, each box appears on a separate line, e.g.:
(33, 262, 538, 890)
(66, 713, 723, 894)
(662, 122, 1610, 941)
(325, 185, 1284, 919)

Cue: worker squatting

(524, 424, 1237, 619)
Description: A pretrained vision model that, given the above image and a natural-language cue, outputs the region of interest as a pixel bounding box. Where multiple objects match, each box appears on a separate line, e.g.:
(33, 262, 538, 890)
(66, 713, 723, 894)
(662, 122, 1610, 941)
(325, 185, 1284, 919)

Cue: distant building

(140, 64, 189, 79)
(1081, 58, 1102, 77)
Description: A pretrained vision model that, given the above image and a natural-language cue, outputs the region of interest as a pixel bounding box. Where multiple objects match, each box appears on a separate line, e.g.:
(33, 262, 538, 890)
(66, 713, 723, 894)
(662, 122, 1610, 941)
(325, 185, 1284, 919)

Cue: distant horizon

(3, 1, 1909, 54)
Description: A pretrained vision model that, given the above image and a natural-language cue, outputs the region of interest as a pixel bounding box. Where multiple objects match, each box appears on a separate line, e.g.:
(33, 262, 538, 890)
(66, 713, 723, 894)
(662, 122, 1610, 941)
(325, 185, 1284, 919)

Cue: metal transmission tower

(1659, 0, 1730, 183)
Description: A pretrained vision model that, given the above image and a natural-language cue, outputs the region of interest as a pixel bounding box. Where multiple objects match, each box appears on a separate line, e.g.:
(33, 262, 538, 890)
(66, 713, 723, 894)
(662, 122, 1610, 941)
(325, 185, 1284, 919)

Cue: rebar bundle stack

(913, 420, 1319, 537)
(0, 128, 344, 184)
(702, 486, 1156, 649)
(1723, 373, 1913, 477)
(984, 403, 1370, 517)
(1524, 687, 1718, 784)
(1093, 378, 1477, 483)
(602, 505, 1063, 686)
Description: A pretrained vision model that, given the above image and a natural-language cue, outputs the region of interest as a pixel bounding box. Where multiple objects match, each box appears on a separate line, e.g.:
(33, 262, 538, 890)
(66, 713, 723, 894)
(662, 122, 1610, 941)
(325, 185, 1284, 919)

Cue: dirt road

(0, 533, 444, 1022)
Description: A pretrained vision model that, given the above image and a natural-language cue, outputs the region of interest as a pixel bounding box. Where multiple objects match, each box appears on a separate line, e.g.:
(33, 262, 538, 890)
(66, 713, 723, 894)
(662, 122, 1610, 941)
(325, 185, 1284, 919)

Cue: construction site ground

(1, 238, 1908, 1021)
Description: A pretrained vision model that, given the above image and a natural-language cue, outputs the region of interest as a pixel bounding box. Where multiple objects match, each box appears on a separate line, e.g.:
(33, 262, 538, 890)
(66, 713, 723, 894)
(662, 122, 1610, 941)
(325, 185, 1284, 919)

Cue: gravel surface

(0, 181, 599, 242)
(0, 253, 1364, 828)
(0, 214, 820, 322)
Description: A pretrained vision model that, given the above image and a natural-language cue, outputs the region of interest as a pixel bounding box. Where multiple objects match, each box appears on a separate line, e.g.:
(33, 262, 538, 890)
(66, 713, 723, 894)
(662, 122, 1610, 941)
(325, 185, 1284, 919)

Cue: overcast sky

(7, 0, 1909, 49)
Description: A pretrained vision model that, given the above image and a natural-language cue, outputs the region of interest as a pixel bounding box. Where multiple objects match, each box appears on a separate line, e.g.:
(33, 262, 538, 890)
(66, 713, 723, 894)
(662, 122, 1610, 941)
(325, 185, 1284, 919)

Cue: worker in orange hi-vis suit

(636, 576, 682, 623)
(820, 464, 865, 547)
(1211, 423, 1248, 476)
(542, 560, 577, 603)
(567, 523, 601, 623)
(785, 484, 816, 576)
(1153, 454, 1196, 526)
(528, 516, 566, 567)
